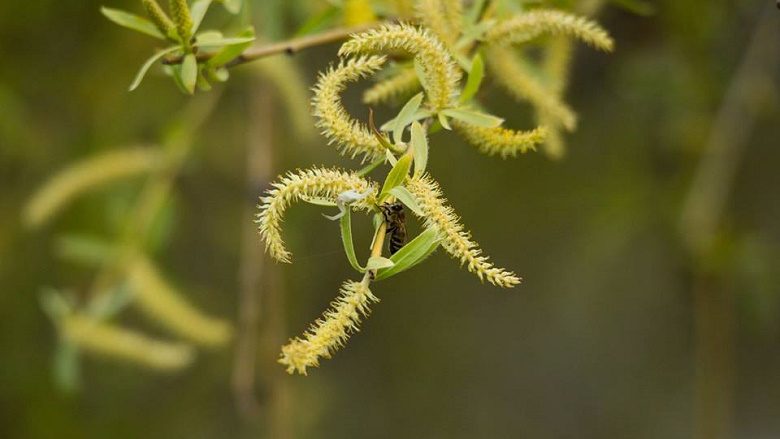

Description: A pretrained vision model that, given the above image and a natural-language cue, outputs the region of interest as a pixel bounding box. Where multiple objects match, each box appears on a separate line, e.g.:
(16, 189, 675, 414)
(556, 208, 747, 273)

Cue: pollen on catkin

(363, 66, 422, 105)
(312, 55, 392, 161)
(406, 175, 522, 287)
(62, 313, 194, 371)
(142, 0, 177, 39)
(168, 0, 193, 42)
(486, 46, 577, 131)
(485, 9, 614, 52)
(339, 23, 462, 110)
(256, 168, 377, 263)
(279, 280, 378, 375)
(454, 121, 548, 158)
(125, 255, 232, 347)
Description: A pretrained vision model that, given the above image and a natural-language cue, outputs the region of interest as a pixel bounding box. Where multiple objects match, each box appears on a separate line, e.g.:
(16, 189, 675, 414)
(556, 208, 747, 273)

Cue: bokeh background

(1, 0, 779, 438)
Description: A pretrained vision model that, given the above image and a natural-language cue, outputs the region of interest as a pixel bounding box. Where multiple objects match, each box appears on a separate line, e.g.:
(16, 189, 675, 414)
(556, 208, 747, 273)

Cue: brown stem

(163, 23, 378, 67)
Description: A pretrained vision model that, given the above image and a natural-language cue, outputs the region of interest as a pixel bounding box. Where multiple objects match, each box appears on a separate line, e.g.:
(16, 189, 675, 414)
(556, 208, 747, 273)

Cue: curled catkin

(312, 55, 390, 161)
(256, 168, 377, 263)
(339, 23, 462, 110)
(407, 174, 522, 287)
(279, 280, 378, 375)
(485, 9, 614, 52)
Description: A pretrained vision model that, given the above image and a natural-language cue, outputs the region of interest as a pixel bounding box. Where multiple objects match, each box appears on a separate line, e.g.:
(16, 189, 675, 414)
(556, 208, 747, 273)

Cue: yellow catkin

(126, 255, 232, 347)
(279, 280, 378, 375)
(142, 0, 177, 39)
(486, 46, 577, 131)
(339, 23, 462, 110)
(312, 55, 389, 161)
(454, 121, 547, 158)
(485, 9, 614, 52)
(62, 314, 194, 370)
(537, 36, 575, 159)
(23, 148, 162, 228)
(406, 175, 521, 287)
(415, 0, 461, 47)
(255, 168, 377, 263)
(362, 66, 422, 105)
(168, 0, 193, 42)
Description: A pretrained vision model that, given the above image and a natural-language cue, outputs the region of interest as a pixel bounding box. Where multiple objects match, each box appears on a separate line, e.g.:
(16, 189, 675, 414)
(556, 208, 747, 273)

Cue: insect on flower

(380, 202, 407, 255)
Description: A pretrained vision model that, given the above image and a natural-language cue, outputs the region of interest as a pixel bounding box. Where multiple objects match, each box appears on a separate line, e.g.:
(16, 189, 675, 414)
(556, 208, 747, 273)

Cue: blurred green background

(1, 0, 779, 438)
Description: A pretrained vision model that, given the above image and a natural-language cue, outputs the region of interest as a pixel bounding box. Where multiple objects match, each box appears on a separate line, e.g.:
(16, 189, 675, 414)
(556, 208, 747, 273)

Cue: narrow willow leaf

(375, 227, 440, 280)
(181, 54, 198, 94)
(385, 149, 398, 166)
(39, 289, 72, 320)
(388, 186, 424, 216)
(438, 112, 452, 130)
(195, 36, 255, 48)
(55, 234, 114, 267)
(442, 108, 503, 128)
(166, 64, 190, 94)
(87, 285, 134, 319)
(205, 27, 254, 68)
(379, 153, 413, 200)
(367, 256, 395, 270)
(356, 157, 385, 177)
(129, 46, 180, 91)
(190, 0, 213, 33)
(195, 30, 223, 43)
(340, 209, 365, 273)
(53, 340, 81, 394)
(410, 121, 428, 176)
(100, 7, 165, 39)
(392, 92, 424, 144)
(380, 108, 432, 132)
(460, 54, 485, 103)
(222, 0, 242, 14)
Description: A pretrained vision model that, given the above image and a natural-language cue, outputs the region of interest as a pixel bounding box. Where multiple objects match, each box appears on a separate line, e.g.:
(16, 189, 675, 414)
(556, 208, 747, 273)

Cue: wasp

(380, 202, 407, 255)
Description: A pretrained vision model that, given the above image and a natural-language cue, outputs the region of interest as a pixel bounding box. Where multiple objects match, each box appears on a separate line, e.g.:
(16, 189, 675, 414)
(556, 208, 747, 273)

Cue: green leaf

(410, 121, 428, 176)
(379, 153, 413, 200)
(465, 0, 488, 26)
(129, 46, 180, 91)
(195, 36, 255, 48)
(101, 7, 165, 39)
(385, 149, 398, 166)
(380, 108, 432, 132)
(55, 234, 114, 267)
(367, 256, 395, 270)
(340, 209, 365, 273)
(356, 157, 385, 177)
(87, 284, 134, 319)
(392, 92, 424, 144)
(53, 340, 81, 394)
(195, 30, 223, 43)
(460, 54, 485, 103)
(221, 0, 242, 14)
(206, 27, 255, 68)
(39, 289, 73, 320)
(181, 54, 198, 94)
(442, 108, 504, 128)
(190, 0, 213, 33)
(438, 112, 451, 130)
(388, 186, 423, 216)
(375, 227, 440, 280)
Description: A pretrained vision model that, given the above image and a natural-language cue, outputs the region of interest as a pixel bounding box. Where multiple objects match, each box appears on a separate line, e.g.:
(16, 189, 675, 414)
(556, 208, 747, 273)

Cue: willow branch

(164, 23, 379, 67)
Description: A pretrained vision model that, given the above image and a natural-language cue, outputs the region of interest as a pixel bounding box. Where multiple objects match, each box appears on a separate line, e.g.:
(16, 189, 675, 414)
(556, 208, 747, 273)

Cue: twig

(164, 23, 378, 67)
